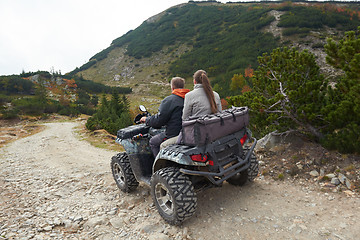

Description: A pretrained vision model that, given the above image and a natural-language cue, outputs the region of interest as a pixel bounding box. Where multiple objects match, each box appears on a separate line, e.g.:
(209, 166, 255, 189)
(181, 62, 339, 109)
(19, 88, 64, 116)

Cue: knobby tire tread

(111, 152, 139, 192)
(152, 167, 197, 225)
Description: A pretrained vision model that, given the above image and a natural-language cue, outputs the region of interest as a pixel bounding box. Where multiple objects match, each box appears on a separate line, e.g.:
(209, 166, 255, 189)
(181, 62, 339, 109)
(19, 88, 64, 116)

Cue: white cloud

(0, 0, 227, 75)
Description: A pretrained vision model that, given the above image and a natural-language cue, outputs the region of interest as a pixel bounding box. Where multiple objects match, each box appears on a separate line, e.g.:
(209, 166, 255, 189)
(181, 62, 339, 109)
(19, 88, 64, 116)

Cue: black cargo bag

(181, 106, 249, 146)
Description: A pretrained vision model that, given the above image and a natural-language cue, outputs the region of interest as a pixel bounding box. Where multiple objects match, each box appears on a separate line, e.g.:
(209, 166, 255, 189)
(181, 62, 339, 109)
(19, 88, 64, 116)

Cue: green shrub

(283, 27, 310, 36)
(1, 108, 20, 119)
(228, 47, 326, 140)
(86, 92, 132, 135)
(322, 27, 360, 153)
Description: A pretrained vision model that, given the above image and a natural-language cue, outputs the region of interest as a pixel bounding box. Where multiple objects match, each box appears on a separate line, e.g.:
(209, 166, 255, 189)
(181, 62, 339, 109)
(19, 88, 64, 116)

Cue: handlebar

(134, 105, 151, 124)
(134, 112, 149, 124)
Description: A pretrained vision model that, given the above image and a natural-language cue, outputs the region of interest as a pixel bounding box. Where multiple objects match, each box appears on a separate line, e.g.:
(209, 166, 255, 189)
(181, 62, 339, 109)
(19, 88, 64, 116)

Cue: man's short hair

(171, 77, 185, 89)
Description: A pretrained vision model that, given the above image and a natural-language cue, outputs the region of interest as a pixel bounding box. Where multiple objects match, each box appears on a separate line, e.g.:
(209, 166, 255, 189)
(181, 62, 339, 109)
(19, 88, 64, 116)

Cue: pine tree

(323, 27, 360, 153)
(86, 92, 132, 135)
(228, 47, 326, 140)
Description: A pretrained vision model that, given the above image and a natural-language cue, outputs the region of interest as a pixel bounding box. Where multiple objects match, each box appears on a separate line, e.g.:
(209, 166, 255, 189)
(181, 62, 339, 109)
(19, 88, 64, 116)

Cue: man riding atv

(140, 77, 189, 157)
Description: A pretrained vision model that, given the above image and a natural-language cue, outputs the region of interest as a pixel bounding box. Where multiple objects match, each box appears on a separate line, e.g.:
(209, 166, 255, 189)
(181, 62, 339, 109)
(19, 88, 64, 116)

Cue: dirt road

(1, 121, 359, 239)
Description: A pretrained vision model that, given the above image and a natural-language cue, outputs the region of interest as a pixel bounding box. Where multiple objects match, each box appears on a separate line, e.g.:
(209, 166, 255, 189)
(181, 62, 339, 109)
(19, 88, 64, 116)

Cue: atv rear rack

(180, 139, 257, 185)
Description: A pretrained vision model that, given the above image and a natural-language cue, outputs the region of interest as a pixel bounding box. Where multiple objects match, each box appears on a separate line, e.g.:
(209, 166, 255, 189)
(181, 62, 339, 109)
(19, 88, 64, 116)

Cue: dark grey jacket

(145, 94, 184, 138)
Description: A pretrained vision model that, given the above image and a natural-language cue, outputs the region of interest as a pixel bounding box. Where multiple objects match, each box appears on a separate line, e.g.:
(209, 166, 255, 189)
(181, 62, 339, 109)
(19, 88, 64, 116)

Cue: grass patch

(278, 173, 285, 180)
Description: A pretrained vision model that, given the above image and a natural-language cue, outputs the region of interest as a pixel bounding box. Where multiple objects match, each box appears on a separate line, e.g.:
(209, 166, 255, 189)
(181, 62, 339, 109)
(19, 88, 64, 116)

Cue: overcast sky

(0, 0, 227, 76)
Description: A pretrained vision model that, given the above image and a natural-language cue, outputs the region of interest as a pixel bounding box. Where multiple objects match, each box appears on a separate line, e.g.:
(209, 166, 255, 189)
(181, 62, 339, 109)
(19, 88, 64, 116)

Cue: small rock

(63, 219, 73, 228)
(331, 177, 340, 185)
(118, 212, 127, 217)
(107, 210, 117, 215)
(322, 182, 336, 188)
(338, 173, 346, 184)
(328, 196, 335, 201)
(296, 162, 303, 170)
(73, 216, 84, 222)
(84, 216, 107, 228)
(345, 178, 355, 190)
(344, 190, 355, 197)
(127, 204, 135, 210)
(309, 170, 319, 177)
(109, 218, 123, 229)
(43, 226, 52, 231)
(325, 173, 336, 179)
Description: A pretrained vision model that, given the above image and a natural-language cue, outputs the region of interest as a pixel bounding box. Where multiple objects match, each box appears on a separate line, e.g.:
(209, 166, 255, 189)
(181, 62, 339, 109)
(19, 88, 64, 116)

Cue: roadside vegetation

(0, 71, 132, 120)
(228, 27, 360, 154)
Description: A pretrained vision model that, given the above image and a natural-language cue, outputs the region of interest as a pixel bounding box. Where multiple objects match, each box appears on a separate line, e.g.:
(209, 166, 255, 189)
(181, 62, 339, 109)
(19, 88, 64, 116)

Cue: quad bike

(110, 105, 259, 225)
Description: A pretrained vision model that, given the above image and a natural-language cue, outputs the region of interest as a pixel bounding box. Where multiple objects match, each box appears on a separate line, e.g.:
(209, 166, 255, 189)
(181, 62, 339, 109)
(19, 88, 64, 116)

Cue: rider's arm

(145, 97, 171, 128)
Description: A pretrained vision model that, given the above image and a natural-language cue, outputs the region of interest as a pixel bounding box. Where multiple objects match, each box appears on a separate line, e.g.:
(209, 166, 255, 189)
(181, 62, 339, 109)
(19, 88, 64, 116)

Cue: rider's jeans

(149, 132, 167, 157)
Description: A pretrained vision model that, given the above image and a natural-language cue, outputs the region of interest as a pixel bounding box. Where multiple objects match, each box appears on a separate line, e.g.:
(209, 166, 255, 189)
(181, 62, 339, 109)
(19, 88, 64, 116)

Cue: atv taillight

(240, 134, 248, 145)
(190, 154, 207, 162)
(190, 154, 213, 166)
(190, 154, 208, 162)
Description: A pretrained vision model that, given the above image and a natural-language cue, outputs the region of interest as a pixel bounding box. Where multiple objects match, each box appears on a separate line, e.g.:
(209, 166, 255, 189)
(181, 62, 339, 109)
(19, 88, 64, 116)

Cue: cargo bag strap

(213, 114, 225, 126)
(230, 112, 236, 121)
(223, 109, 237, 122)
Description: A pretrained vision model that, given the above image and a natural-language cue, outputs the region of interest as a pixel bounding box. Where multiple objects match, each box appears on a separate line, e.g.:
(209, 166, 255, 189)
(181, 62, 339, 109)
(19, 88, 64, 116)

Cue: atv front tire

(151, 167, 197, 225)
(111, 152, 139, 192)
(227, 151, 259, 186)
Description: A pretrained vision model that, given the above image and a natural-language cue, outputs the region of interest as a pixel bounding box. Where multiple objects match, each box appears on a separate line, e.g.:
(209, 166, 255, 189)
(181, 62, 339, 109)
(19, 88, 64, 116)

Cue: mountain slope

(73, 1, 360, 97)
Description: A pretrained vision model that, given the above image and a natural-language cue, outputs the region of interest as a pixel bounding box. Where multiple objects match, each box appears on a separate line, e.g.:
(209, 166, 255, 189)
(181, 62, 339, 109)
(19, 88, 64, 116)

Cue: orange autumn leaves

(221, 66, 253, 109)
(230, 66, 253, 94)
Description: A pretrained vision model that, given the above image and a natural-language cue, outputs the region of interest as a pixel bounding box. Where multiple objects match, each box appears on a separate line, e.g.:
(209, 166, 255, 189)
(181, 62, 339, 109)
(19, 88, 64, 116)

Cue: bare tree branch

(268, 100, 281, 110)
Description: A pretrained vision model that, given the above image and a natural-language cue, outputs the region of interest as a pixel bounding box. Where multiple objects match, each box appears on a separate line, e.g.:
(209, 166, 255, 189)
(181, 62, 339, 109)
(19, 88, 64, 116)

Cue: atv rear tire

(151, 167, 197, 225)
(227, 151, 258, 186)
(111, 152, 139, 192)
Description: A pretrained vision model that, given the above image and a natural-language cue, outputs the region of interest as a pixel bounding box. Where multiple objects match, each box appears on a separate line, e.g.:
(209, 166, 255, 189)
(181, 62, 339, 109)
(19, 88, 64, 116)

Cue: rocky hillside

(73, 1, 360, 97)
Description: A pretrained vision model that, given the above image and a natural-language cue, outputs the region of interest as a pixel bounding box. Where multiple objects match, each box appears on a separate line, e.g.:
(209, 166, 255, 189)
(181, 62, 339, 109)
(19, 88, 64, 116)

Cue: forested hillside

(73, 1, 360, 97)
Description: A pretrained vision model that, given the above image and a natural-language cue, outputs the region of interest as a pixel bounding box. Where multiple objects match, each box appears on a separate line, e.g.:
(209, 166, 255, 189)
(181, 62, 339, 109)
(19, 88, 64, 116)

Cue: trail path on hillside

(1, 122, 359, 240)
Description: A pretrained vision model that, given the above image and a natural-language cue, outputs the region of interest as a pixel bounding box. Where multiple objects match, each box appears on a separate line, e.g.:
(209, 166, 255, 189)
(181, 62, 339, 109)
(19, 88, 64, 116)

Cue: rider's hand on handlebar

(140, 116, 147, 123)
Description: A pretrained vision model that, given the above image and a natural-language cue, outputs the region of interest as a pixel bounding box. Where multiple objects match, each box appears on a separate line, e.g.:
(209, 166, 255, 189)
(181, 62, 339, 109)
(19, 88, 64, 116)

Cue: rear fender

(153, 146, 206, 173)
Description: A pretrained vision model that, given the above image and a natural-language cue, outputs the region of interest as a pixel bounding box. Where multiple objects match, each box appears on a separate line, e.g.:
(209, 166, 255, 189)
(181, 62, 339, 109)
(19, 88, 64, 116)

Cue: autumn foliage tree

(230, 74, 245, 91)
(230, 66, 254, 94)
